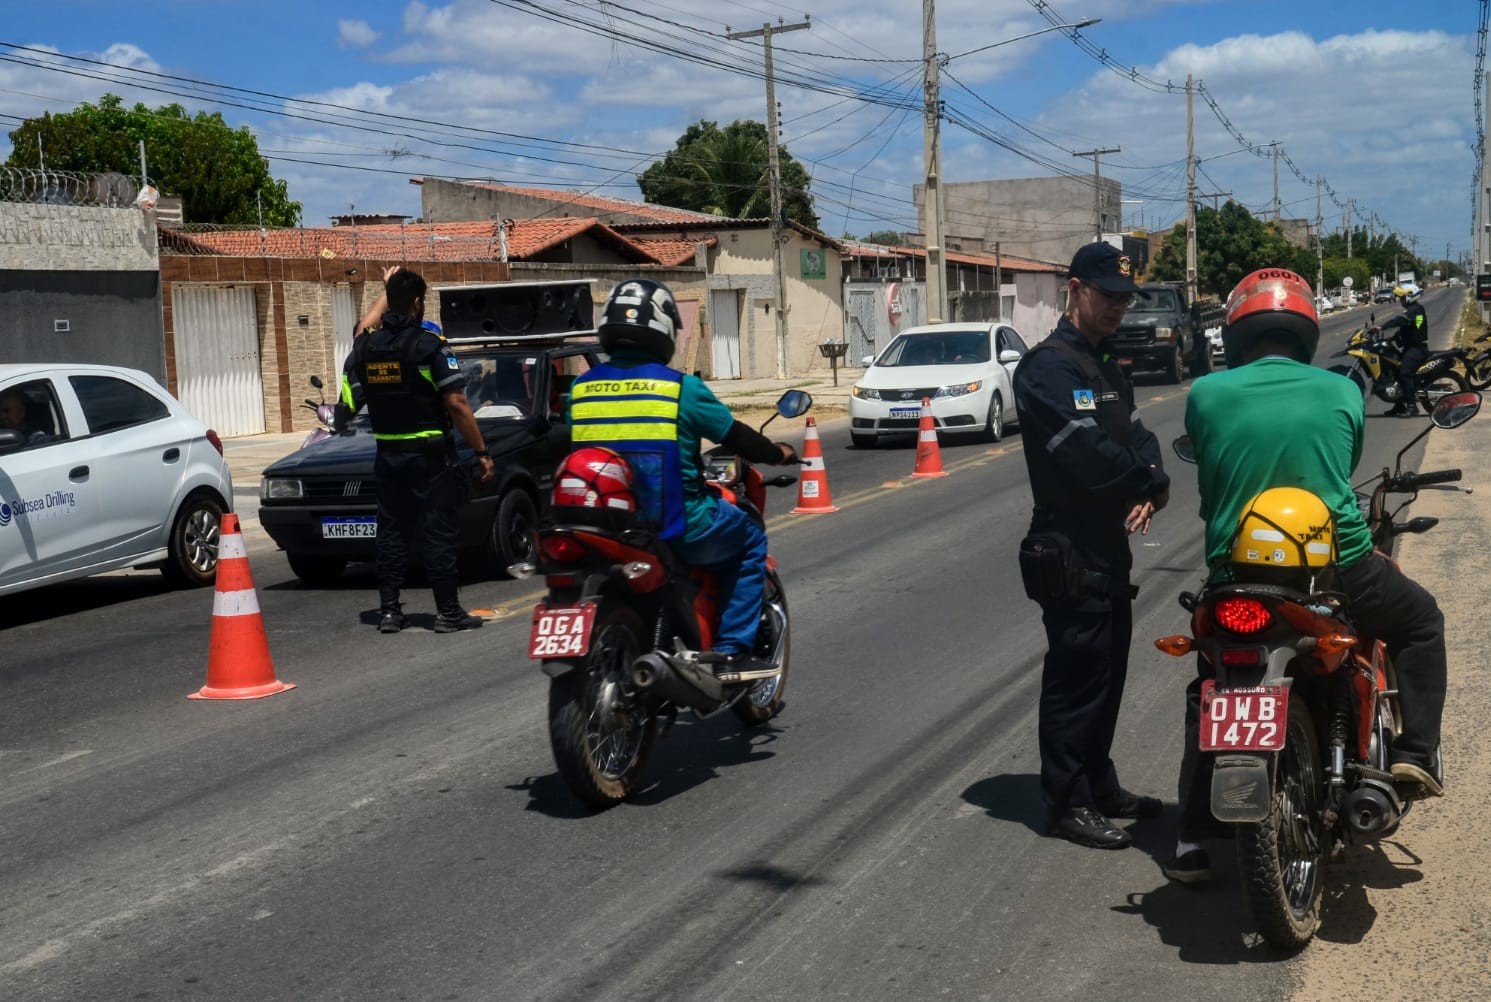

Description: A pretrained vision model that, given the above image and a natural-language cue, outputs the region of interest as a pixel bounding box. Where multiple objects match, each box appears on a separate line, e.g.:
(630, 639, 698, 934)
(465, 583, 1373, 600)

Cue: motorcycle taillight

(540, 536, 587, 563)
(1213, 597, 1273, 635)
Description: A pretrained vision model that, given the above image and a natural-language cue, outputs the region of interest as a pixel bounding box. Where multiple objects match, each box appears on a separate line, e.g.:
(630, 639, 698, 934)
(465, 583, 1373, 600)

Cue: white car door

(0, 376, 101, 590)
(67, 372, 187, 562)
(996, 326, 1028, 384)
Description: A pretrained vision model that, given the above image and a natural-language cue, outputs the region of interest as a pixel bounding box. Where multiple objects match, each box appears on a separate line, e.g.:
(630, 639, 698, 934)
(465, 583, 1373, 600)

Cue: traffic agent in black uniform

(341, 268, 495, 634)
(1379, 286, 1429, 416)
(1013, 242, 1170, 850)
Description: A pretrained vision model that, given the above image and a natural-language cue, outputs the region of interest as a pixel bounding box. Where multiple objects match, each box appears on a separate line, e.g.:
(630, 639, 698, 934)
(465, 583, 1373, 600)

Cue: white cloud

(337, 19, 381, 48)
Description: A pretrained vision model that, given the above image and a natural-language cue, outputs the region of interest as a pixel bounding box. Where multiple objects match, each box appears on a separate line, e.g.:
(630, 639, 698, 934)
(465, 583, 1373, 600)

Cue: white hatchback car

(0, 364, 233, 596)
(849, 323, 1028, 447)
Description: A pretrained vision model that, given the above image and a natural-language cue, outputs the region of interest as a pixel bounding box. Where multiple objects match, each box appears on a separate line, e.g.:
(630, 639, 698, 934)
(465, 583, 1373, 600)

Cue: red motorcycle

(1157, 390, 1479, 948)
(517, 390, 810, 807)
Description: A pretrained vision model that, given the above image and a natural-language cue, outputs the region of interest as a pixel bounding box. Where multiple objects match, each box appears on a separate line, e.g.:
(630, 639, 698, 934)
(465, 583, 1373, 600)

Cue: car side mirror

(0, 428, 24, 455)
(861, 354, 875, 367)
(998, 349, 1021, 364)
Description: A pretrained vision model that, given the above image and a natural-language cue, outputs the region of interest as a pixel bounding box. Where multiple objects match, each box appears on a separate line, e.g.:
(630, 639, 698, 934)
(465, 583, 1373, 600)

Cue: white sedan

(849, 323, 1028, 447)
(0, 363, 233, 596)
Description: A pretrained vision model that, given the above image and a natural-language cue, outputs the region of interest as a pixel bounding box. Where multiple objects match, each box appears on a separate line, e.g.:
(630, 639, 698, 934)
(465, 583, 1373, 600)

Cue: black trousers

(1177, 550, 1447, 840)
(1037, 594, 1132, 814)
(374, 449, 462, 613)
(1398, 345, 1428, 404)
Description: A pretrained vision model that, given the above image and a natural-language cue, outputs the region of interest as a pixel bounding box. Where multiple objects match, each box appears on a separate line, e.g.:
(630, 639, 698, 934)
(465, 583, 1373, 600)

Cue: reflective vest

(348, 323, 450, 450)
(569, 361, 687, 539)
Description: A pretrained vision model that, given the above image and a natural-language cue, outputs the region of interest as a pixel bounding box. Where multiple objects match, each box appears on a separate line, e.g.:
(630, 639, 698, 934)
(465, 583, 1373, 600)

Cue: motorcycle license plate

(1199, 680, 1287, 752)
(527, 603, 596, 659)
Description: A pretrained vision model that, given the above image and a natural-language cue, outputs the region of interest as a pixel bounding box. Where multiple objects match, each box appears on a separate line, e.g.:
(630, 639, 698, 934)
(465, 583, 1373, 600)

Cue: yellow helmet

(1230, 487, 1336, 569)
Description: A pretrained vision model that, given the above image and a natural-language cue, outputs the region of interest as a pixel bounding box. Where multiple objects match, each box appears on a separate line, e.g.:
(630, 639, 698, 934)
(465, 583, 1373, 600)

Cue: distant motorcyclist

(1165, 268, 1446, 884)
(568, 278, 799, 672)
(1373, 285, 1429, 417)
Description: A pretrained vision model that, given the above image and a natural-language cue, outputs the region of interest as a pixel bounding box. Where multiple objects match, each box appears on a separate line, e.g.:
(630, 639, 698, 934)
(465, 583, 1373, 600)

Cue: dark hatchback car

(258, 335, 601, 584)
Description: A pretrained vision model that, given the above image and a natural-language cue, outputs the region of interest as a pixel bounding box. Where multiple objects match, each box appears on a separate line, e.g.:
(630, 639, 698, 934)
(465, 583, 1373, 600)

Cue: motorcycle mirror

(1171, 434, 1196, 464)
(1431, 390, 1482, 429)
(776, 389, 813, 419)
(310, 374, 324, 390)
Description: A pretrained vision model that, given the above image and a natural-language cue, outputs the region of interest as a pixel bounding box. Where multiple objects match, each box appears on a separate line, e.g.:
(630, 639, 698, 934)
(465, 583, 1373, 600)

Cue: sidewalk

(220, 368, 866, 486)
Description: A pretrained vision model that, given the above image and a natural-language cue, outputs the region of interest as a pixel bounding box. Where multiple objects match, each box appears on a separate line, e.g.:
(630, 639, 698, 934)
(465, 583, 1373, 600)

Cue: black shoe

(1046, 806, 1132, 849)
(1383, 404, 1408, 417)
(1095, 787, 1164, 819)
(433, 610, 484, 633)
(379, 610, 406, 634)
(1161, 848, 1212, 884)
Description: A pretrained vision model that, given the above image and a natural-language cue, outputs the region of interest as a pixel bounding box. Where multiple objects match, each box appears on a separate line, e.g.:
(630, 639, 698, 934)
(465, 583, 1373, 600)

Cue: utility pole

(1315, 176, 1324, 296)
(1185, 75, 1198, 306)
(920, 0, 949, 323)
(1270, 142, 1280, 221)
(1073, 146, 1120, 241)
(1346, 199, 1353, 258)
(1199, 190, 1231, 212)
(728, 16, 811, 378)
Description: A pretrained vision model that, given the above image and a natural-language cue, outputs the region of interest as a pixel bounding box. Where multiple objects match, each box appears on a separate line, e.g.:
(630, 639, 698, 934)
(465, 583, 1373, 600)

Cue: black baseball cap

(1067, 242, 1138, 293)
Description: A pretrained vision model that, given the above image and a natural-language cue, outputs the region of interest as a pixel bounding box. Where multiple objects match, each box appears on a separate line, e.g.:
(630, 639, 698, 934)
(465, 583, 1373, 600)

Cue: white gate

(331, 285, 357, 379)
(173, 285, 265, 437)
(709, 289, 741, 379)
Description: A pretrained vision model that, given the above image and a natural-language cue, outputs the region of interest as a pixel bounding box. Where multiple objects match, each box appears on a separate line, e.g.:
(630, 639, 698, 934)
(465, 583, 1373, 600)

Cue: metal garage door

(331, 285, 357, 378)
(173, 285, 265, 437)
(709, 289, 741, 379)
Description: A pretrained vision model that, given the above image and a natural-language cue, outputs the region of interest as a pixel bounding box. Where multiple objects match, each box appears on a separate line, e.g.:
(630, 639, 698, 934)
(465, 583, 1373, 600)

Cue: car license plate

(528, 602, 596, 659)
(321, 516, 377, 539)
(1199, 680, 1287, 751)
(890, 407, 920, 419)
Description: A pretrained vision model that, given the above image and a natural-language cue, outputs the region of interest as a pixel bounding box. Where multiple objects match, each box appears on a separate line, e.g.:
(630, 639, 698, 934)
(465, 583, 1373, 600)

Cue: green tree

(1148, 201, 1299, 297)
(864, 229, 906, 246)
(5, 94, 300, 225)
(637, 119, 818, 229)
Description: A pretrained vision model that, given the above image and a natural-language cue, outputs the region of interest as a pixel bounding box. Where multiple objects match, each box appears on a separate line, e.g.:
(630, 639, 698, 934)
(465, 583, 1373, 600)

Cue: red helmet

(1220, 268, 1319, 369)
(552, 447, 638, 529)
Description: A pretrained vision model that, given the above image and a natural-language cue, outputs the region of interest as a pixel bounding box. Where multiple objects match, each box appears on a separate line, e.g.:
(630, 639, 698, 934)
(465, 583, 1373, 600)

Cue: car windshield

(877, 331, 990, 367)
(455, 351, 547, 418)
(1124, 288, 1180, 314)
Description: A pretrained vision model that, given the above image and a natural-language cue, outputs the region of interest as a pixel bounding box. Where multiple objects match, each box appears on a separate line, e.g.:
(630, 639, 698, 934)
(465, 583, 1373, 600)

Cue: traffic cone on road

(189, 513, 295, 700)
(911, 397, 948, 478)
(790, 416, 840, 514)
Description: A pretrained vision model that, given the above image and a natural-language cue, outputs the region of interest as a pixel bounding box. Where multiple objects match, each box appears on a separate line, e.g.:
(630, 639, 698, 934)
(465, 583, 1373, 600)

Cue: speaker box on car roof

(438, 282, 594, 338)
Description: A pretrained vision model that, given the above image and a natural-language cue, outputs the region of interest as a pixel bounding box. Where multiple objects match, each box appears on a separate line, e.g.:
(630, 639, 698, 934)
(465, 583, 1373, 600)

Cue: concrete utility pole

(1073, 146, 1120, 241)
(728, 16, 811, 378)
(1315, 176, 1325, 296)
(1346, 199, 1353, 258)
(1185, 75, 1198, 306)
(1199, 190, 1231, 212)
(1270, 142, 1280, 221)
(920, 0, 949, 323)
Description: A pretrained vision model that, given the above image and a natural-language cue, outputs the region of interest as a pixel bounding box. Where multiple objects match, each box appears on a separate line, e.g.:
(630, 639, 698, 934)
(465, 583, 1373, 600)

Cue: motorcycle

(1158, 391, 1480, 949)
(518, 389, 810, 807)
(1451, 328, 1491, 391)
(1331, 315, 1468, 410)
(300, 375, 338, 448)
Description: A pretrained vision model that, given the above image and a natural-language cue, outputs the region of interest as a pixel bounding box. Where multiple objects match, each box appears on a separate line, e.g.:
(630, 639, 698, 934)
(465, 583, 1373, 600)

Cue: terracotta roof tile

(468, 181, 717, 224)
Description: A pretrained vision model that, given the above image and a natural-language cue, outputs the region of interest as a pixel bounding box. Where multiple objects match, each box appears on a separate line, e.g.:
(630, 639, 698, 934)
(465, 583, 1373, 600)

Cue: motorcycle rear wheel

(548, 604, 656, 807)
(1417, 368, 1468, 411)
(733, 568, 790, 726)
(1237, 694, 1327, 950)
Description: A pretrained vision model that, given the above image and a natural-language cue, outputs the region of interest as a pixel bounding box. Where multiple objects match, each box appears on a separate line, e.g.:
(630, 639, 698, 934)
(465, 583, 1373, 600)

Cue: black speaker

(439, 282, 594, 338)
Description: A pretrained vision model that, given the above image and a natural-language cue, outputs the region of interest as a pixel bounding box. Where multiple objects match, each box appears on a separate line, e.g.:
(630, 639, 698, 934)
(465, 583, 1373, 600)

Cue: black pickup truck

(1106, 283, 1226, 383)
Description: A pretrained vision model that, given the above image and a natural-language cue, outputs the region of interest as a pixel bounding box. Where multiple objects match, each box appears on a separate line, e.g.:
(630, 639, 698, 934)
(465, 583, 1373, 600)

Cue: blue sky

(3, 1, 1481, 266)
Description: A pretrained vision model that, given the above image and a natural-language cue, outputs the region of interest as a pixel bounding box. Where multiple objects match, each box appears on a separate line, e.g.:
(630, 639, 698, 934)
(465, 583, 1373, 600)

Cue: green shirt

(1185, 356, 1374, 570)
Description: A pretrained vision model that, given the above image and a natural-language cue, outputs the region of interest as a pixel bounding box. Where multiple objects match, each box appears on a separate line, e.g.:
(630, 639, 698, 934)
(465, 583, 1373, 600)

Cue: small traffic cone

(911, 397, 948, 478)
(790, 416, 839, 513)
(189, 513, 295, 700)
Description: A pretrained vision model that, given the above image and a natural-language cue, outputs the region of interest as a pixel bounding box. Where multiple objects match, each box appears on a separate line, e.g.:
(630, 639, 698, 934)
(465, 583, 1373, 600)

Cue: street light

(922, 14, 1101, 323)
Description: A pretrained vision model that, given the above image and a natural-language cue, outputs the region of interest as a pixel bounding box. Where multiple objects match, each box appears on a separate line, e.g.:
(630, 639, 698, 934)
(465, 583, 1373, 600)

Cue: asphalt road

(0, 290, 1465, 1001)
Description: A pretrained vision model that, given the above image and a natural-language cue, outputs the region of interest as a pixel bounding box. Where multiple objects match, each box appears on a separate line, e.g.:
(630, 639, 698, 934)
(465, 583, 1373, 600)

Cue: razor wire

(0, 166, 149, 208)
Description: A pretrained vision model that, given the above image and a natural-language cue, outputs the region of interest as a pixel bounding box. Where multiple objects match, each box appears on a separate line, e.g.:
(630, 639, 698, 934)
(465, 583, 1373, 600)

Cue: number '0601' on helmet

(1230, 487, 1336, 570)
(1220, 268, 1319, 369)
(598, 279, 683, 363)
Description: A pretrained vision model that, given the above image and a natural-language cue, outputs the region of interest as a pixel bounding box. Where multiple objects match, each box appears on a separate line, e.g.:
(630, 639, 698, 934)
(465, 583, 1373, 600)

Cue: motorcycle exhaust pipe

(630, 651, 726, 712)
(1343, 778, 1404, 839)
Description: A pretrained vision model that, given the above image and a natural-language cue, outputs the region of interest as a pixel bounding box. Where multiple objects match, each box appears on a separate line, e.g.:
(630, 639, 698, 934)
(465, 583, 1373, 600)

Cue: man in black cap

(1012, 242, 1171, 849)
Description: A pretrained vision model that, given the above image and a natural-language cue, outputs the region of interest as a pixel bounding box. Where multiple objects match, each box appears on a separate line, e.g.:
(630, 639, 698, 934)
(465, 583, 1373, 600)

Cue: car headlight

(260, 477, 305, 500)
(1153, 326, 1175, 341)
(852, 385, 881, 400)
(934, 380, 983, 398)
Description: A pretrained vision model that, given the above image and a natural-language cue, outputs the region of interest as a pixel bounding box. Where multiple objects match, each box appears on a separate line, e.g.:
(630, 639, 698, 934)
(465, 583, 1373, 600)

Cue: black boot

(379, 604, 406, 634)
(433, 583, 482, 634)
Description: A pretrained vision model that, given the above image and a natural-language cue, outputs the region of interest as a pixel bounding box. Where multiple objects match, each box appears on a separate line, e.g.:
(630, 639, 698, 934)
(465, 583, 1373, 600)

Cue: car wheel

(850, 431, 877, 449)
(490, 488, 539, 577)
(287, 553, 347, 585)
(983, 392, 1004, 443)
(161, 492, 224, 588)
(1164, 345, 1184, 384)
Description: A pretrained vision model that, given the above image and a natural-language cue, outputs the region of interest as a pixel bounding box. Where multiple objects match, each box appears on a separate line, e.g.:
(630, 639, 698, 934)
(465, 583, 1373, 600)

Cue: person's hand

(382, 265, 399, 283)
(777, 442, 800, 465)
(476, 455, 495, 483)
(1124, 499, 1156, 535)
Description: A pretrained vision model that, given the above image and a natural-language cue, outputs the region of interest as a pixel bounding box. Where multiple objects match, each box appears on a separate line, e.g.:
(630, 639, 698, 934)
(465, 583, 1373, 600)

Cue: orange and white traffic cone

(790, 416, 839, 514)
(188, 513, 296, 700)
(911, 397, 948, 478)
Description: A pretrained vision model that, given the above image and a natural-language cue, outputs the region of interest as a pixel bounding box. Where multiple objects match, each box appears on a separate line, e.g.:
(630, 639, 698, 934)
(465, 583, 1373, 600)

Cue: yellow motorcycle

(1330, 319, 1467, 410)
